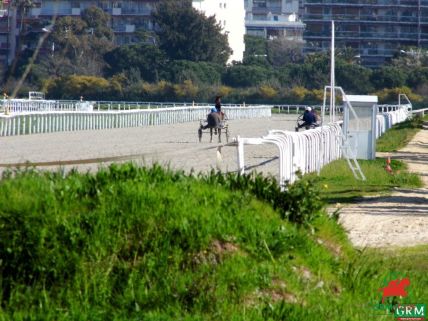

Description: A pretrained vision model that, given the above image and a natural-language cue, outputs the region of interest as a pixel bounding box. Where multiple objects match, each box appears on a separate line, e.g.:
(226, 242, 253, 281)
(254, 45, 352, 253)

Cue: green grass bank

(377, 114, 428, 152)
(0, 164, 427, 320)
(306, 158, 422, 203)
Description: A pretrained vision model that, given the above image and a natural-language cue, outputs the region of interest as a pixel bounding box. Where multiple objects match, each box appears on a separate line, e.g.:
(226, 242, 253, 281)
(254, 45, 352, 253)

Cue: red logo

(379, 278, 411, 303)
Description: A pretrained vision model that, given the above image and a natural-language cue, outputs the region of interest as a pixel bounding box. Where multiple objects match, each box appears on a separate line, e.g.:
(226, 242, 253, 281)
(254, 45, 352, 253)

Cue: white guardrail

(375, 107, 410, 138)
(237, 107, 412, 187)
(0, 106, 271, 137)
(0, 99, 251, 113)
(237, 123, 342, 187)
(1, 99, 94, 113)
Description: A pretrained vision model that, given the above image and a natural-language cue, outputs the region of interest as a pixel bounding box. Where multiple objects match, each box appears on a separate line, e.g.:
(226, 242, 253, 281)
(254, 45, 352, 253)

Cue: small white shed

(343, 95, 378, 160)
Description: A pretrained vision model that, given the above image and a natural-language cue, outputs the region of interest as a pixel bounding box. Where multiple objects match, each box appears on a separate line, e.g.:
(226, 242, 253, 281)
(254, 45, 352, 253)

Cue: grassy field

(0, 164, 427, 320)
(306, 158, 422, 203)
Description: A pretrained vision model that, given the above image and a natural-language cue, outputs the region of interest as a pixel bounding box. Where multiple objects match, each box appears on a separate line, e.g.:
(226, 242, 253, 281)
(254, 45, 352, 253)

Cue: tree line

(3, 0, 428, 106)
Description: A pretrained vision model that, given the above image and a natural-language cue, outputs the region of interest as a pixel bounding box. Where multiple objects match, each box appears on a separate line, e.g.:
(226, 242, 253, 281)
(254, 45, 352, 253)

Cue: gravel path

(0, 114, 297, 179)
(338, 128, 428, 248)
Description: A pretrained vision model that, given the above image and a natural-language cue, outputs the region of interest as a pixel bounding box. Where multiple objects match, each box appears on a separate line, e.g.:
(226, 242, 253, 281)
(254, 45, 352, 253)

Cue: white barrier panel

(0, 106, 271, 137)
(236, 123, 342, 187)
(375, 107, 410, 139)
(236, 107, 410, 187)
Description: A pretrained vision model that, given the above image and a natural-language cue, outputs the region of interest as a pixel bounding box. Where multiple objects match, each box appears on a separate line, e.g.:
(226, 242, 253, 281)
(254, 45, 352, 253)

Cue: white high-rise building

(193, 0, 245, 63)
(245, 0, 304, 41)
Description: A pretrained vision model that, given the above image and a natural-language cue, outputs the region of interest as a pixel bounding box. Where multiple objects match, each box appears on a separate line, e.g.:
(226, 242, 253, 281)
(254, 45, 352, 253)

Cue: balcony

(39, 7, 72, 16)
(246, 20, 305, 29)
(113, 24, 136, 33)
(120, 8, 152, 16)
(252, 5, 282, 14)
(304, 30, 420, 41)
(304, 13, 420, 24)
(304, 0, 428, 6)
(306, 0, 428, 7)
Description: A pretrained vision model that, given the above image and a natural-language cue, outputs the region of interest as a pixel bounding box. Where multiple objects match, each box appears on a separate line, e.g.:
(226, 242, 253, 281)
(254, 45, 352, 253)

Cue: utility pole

(330, 20, 335, 122)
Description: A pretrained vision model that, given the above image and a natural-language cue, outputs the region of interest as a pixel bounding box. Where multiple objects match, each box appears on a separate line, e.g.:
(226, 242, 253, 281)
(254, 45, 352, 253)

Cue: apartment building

(193, 0, 245, 63)
(0, 0, 247, 76)
(244, 0, 305, 41)
(301, 0, 428, 67)
(0, 0, 159, 76)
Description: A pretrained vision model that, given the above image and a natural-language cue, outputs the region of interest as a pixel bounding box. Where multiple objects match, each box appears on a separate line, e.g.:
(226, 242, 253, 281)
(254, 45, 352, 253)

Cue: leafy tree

(104, 44, 167, 82)
(336, 47, 360, 64)
(406, 67, 428, 89)
(223, 64, 275, 87)
(243, 35, 269, 66)
(370, 66, 408, 90)
(30, 7, 115, 80)
(81, 6, 114, 41)
(163, 60, 223, 84)
(284, 53, 330, 89)
(266, 39, 304, 67)
(336, 61, 373, 94)
(152, 0, 231, 64)
(391, 48, 428, 69)
(244, 35, 267, 57)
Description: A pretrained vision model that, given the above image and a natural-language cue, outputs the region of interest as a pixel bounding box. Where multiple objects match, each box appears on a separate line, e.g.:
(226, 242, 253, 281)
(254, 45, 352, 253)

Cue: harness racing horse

(198, 112, 228, 143)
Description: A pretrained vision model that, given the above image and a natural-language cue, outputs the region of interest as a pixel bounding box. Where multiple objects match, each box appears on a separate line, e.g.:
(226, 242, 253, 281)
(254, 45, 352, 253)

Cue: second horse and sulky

(198, 109, 229, 143)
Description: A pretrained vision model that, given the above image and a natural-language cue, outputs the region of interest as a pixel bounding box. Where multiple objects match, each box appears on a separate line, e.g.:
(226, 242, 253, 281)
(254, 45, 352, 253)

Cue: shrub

(46, 75, 110, 100)
(259, 84, 278, 99)
(201, 171, 324, 226)
(173, 80, 199, 99)
(374, 86, 423, 104)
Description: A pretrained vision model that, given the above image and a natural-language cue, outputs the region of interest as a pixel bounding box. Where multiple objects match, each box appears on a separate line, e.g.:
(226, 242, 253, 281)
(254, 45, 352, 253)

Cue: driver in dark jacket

(296, 107, 317, 131)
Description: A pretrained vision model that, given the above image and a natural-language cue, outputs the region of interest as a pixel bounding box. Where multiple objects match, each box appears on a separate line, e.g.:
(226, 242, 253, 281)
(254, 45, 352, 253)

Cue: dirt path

(338, 127, 428, 248)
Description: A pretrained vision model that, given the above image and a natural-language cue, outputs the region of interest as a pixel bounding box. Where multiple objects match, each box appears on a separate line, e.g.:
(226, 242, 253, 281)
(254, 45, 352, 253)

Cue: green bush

(201, 171, 324, 226)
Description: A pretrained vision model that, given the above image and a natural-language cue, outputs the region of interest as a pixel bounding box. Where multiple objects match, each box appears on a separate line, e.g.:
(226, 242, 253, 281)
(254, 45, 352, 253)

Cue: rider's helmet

(306, 107, 312, 112)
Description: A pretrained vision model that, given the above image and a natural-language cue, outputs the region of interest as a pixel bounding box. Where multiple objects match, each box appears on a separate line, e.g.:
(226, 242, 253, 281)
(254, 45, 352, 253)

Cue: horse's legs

(218, 128, 221, 143)
(210, 128, 213, 143)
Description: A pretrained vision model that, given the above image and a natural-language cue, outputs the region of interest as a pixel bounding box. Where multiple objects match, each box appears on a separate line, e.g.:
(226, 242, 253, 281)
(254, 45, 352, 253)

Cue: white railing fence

(236, 123, 342, 187)
(411, 108, 428, 117)
(0, 106, 271, 137)
(273, 105, 324, 114)
(1, 99, 94, 113)
(236, 107, 411, 187)
(377, 103, 412, 113)
(0, 99, 253, 113)
(375, 107, 410, 138)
